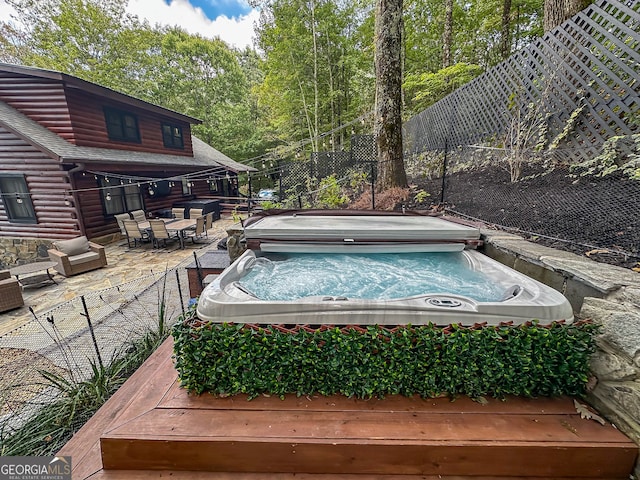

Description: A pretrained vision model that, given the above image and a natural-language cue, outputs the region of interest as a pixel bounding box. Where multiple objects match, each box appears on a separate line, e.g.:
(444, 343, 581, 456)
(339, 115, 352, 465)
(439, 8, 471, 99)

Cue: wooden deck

(59, 338, 638, 479)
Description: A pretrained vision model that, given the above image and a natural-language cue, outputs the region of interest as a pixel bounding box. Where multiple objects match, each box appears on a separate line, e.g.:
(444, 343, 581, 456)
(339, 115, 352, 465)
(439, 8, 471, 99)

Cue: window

(104, 107, 140, 142)
(162, 124, 184, 149)
(0, 175, 37, 223)
(99, 178, 143, 215)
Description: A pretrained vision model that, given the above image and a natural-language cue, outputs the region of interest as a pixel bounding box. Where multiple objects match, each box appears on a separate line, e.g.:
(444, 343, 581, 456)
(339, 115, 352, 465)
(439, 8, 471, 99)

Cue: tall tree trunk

(374, 0, 408, 191)
(442, 0, 453, 68)
(310, 0, 319, 153)
(500, 0, 512, 60)
(544, 0, 589, 31)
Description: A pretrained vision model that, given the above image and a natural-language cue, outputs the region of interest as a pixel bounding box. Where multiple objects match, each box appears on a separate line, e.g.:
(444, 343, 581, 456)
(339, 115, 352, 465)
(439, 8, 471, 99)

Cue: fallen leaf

(585, 249, 610, 257)
(473, 396, 489, 405)
(561, 420, 578, 435)
(574, 399, 606, 425)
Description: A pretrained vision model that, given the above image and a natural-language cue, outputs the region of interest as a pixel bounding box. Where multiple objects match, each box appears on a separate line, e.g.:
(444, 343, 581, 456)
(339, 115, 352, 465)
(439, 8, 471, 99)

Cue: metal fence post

(176, 269, 185, 316)
(80, 295, 104, 370)
(440, 139, 448, 205)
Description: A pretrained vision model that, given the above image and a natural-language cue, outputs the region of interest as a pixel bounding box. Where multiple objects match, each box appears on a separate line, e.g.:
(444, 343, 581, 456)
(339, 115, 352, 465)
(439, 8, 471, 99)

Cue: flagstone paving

(0, 218, 238, 337)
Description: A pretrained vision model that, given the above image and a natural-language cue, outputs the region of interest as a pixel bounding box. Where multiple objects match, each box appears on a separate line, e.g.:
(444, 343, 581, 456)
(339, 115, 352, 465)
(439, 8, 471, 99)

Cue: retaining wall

(481, 229, 640, 476)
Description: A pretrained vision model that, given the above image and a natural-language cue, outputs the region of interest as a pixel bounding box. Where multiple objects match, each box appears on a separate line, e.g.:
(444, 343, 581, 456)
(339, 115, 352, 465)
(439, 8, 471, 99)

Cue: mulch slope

(411, 166, 640, 270)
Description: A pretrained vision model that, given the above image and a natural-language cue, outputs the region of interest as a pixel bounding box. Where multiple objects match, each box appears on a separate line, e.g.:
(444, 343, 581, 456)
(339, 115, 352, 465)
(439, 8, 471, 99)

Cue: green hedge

(172, 319, 598, 399)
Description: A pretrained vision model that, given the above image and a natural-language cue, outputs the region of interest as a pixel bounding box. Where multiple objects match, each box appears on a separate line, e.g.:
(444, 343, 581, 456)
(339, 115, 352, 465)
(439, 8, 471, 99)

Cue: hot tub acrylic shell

(197, 248, 574, 326)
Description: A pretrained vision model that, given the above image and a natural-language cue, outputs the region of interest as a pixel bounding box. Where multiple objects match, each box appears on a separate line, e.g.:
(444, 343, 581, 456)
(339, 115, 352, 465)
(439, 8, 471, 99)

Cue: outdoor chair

(204, 212, 213, 237)
(172, 207, 185, 219)
(123, 219, 151, 248)
(130, 209, 147, 223)
(149, 219, 182, 249)
(114, 213, 131, 236)
(48, 236, 108, 277)
(189, 208, 203, 219)
(0, 270, 24, 312)
(183, 216, 206, 245)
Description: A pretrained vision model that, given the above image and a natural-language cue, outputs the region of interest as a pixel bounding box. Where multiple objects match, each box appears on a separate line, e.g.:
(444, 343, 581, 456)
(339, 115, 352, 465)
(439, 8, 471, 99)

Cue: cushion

(54, 236, 91, 257)
(68, 251, 100, 266)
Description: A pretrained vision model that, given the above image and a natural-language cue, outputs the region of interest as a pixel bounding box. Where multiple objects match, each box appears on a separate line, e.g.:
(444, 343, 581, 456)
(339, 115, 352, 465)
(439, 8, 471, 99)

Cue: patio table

(134, 218, 195, 249)
(10, 261, 58, 288)
(164, 219, 197, 248)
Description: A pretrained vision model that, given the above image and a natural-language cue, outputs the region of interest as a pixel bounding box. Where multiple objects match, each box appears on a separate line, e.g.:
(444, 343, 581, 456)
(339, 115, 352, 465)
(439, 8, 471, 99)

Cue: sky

(0, 0, 260, 50)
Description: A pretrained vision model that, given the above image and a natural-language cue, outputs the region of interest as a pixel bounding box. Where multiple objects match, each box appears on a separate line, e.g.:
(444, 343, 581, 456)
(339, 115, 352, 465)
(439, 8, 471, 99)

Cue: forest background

(0, 0, 579, 170)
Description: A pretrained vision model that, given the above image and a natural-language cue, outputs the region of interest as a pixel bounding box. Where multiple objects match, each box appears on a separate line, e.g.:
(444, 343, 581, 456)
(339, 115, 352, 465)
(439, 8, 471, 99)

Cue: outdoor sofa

(48, 236, 107, 277)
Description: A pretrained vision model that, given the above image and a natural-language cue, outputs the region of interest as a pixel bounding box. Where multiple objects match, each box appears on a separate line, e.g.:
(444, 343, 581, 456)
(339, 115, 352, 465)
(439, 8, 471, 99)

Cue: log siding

(66, 90, 194, 156)
(0, 72, 193, 156)
(0, 73, 76, 143)
(0, 127, 79, 239)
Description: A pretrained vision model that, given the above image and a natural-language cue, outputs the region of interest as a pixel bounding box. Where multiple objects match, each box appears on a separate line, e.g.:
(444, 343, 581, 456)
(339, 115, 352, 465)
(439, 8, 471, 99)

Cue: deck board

(87, 473, 629, 480)
(161, 380, 580, 414)
(103, 408, 630, 443)
(58, 338, 638, 479)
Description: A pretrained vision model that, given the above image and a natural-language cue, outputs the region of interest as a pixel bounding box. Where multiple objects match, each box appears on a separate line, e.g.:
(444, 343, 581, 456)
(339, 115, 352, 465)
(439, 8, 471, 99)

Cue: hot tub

(197, 212, 574, 326)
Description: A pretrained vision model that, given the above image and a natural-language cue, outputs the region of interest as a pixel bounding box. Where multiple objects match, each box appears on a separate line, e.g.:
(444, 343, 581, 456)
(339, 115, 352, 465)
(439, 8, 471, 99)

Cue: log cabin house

(0, 63, 256, 267)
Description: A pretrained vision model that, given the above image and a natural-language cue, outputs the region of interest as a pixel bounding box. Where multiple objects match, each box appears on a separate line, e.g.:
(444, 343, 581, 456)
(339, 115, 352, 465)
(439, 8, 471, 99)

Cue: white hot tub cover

(243, 211, 481, 253)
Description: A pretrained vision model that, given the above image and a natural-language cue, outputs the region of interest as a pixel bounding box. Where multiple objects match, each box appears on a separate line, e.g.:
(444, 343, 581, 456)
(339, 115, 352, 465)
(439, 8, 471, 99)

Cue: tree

(500, 0, 512, 59)
(0, 0, 269, 161)
(254, 0, 372, 153)
(544, 0, 590, 31)
(2, 0, 157, 93)
(403, 63, 484, 117)
(442, 0, 453, 68)
(374, 0, 408, 190)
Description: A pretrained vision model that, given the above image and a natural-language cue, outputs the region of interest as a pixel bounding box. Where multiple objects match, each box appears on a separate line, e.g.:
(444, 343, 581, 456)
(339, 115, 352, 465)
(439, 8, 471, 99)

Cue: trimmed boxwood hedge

(172, 315, 598, 399)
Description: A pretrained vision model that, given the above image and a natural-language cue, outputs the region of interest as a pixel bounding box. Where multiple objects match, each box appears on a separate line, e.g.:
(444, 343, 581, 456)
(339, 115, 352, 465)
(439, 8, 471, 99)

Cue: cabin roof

(0, 100, 257, 173)
(0, 63, 202, 125)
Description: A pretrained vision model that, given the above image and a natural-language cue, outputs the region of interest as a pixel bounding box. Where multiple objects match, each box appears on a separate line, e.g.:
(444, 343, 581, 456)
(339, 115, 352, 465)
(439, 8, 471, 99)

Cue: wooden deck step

(86, 472, 632, 480)
(100, 381, 637, 477)
(59, 339, 638, 479)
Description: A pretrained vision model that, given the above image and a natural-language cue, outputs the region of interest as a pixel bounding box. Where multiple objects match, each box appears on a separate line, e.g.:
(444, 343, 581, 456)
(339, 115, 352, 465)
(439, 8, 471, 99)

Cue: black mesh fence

(0, 258, 196, 447)
(280, 135, 377, 206)
(405, 146, 640, 261)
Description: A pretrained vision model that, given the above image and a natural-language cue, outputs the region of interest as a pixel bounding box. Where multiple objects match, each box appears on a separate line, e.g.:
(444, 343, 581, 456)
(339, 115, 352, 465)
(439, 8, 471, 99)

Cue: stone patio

(0, 218, 238, 337)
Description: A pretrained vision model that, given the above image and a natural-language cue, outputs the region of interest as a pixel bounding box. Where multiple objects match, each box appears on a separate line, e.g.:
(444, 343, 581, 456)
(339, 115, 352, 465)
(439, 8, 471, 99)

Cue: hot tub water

(238, 252, 506, 302)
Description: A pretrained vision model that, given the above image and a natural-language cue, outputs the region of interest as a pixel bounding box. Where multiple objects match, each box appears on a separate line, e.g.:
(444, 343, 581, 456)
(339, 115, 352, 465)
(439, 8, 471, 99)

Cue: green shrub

(172, 321, 598, 399)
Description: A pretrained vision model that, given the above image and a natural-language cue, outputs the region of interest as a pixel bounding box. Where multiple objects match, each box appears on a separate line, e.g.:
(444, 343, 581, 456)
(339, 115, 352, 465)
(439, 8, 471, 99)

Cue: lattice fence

(404, 0, 640, 259)
(404, 0, 639, 160)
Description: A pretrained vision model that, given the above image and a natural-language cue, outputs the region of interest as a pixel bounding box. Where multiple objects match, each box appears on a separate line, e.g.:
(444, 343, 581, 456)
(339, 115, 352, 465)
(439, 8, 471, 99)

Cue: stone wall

(0, 237, 54, 269)
(226, 223, 246, 263)
(481, 229, 640, 477)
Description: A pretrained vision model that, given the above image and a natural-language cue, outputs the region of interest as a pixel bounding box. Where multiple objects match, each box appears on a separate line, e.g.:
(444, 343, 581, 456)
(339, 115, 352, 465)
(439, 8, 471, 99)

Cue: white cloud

(0, 1, 18, 24)
(0, 0, 258, 50)
(126, 0, 258, 50)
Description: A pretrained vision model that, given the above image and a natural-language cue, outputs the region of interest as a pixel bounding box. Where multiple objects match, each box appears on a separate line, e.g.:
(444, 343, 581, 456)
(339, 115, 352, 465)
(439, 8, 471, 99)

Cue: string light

(106, 192, 112, 201)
